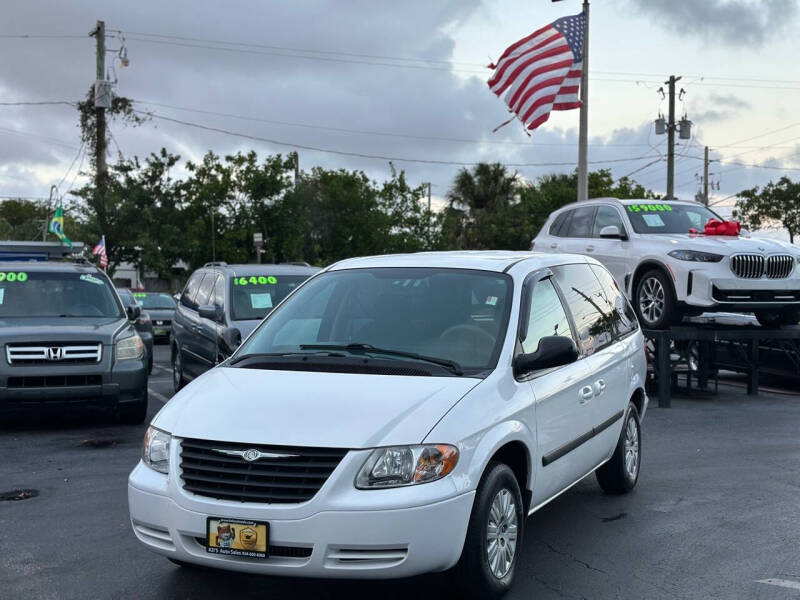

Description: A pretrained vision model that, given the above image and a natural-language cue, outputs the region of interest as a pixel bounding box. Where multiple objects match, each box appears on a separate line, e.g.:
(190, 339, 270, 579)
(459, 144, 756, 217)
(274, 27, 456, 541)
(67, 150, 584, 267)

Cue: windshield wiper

(299, 343, 463, 375)
(229, 350, 346, 366)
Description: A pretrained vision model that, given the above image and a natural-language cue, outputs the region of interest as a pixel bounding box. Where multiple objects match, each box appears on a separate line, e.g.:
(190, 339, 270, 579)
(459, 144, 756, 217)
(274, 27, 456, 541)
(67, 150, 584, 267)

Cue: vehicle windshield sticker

(133, 292, 147, 298)
(0, 288, 4, 304)
(485, 296, 498, 306)
(250, 292, 273, 309)
(0, 271, 28, 283)
(642, 214, 665, 227)
(234, 276, 278, 286)
(79, 274, 105, 285)
(626, 203, 673, 213)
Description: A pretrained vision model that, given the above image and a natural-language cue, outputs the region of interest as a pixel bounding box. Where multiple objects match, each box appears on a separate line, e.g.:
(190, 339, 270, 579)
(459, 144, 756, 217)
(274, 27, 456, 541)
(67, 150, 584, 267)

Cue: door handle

(579, 386, 594, 404)
(585, 245, 595, 252)
(593, 379, 606, 396)
(550, 243, 558, 249)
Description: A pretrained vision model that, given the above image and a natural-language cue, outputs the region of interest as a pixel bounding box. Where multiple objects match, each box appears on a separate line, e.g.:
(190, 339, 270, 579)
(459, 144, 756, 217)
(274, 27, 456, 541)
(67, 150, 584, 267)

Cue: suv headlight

(116, 332, 144, 360)
(142, 426, 171, 474)
(355, 444, 458, 489)
(668, 250, 724, 262)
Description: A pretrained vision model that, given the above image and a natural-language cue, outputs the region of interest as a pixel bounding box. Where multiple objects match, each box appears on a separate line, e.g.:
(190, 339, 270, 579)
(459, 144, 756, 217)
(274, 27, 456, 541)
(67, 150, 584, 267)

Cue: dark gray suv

(0, 261, 149, 423)
(171, 262, 319, 390)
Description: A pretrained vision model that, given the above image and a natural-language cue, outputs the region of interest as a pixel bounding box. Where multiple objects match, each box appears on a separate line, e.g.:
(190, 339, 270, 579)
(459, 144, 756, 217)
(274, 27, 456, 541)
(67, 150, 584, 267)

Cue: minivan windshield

(230, 274, 308, 321)
(0, 270, 123, 318)
(236, 268, 512, 375)
(625, 202, 723, 234)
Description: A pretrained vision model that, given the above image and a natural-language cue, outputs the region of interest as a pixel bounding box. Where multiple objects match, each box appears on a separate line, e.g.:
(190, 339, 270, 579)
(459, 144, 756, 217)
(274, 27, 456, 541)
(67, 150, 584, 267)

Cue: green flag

(48, 203, 72, 247)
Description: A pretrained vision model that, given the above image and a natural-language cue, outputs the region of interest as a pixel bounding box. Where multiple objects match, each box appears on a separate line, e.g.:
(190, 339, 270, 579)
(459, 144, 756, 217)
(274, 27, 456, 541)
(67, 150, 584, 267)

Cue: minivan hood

(153, 367, 481, 449)
(0, 317, 127, 343)
(650, 234, 797, 255)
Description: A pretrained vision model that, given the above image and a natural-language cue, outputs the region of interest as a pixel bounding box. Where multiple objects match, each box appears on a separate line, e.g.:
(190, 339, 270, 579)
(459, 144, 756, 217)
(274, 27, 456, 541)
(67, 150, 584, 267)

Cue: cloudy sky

(1, 0, 799, 221)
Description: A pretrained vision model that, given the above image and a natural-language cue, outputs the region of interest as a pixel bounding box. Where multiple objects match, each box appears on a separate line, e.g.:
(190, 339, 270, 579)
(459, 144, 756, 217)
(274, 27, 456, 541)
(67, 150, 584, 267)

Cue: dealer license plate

(206, 517, 269, 558)
(153, 327, 167, 335)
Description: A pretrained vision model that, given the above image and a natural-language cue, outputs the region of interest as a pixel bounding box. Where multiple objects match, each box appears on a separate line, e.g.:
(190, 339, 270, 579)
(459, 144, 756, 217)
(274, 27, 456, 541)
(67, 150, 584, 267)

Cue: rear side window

(590, 265, 638, 336)
(564, 206, 595, 238)
(521, 278, 574, 355)
(552, 263, 614, 355)
(181, 271, 204, 309)
(549, 212, 569, 237)
(592, 206, 626, 237)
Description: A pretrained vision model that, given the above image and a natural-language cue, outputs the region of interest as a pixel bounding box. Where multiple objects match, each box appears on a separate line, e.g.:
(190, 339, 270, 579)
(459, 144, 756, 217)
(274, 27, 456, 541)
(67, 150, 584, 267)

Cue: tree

(734, 177, 800, 243)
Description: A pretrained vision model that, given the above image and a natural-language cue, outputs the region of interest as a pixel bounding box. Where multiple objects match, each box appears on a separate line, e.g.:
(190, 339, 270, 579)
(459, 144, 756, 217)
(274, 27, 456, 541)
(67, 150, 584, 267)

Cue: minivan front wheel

(596, 403, 641, 494)
(455, 462, 524, 599)
(172, 347, 186, 392)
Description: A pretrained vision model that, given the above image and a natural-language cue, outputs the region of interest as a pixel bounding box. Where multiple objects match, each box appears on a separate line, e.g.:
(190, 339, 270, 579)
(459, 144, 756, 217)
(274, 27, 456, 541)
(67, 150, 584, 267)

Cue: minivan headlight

(668, 250, 723, 262)
(142, 426, 171, 474)
(355, 444, 459, 489)
(116, 333, 144, 360)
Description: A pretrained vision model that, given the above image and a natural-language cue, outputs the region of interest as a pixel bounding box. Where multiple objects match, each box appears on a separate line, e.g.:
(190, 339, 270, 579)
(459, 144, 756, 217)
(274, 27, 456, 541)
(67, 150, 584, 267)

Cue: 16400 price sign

(234, 276, 277, 286)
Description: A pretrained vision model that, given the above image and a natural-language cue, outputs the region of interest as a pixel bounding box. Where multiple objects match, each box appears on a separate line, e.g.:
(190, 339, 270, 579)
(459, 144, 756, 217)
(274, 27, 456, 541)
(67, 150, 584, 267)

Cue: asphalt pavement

(2, 344, 800, 599)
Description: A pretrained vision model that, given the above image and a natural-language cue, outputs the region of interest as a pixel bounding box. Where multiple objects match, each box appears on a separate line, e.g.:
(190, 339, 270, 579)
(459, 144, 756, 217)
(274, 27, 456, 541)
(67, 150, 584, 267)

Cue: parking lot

(0, 344, 798, 599)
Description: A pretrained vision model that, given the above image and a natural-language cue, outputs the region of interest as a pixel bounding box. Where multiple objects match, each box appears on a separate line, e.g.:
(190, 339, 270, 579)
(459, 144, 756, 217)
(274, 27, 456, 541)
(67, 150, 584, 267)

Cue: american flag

(488, 12, 585, 132)
(92, 235, 108, 269)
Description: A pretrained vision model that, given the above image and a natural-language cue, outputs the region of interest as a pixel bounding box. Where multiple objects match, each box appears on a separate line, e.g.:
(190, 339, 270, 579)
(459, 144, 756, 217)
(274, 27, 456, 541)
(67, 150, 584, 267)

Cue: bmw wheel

(635, 269, 677, 329)
(455, 462, 524, 599)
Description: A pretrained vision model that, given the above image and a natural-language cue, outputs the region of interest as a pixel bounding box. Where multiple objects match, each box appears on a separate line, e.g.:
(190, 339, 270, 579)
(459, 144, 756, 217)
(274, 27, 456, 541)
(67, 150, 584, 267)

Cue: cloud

(691, 93, 751, 123)
(628, 0, 798, 46)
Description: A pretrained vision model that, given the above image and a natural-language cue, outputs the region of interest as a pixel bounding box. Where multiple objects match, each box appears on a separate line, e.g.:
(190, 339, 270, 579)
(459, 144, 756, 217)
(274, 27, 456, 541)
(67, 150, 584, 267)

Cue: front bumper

(672, 263, 800, 308)
(128, 459, 474, 578)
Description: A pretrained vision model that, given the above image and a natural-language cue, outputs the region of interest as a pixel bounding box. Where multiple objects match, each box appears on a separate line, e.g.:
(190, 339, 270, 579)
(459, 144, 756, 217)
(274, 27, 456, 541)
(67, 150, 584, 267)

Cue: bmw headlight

(355, 444, 459, 489)
(116, 332, 144, 360)
(142, 426, 171, 474)
(668, 250, 724, 262)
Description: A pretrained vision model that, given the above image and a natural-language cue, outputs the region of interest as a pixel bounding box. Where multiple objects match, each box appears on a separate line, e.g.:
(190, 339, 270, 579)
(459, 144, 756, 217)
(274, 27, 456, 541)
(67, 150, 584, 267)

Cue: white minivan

(128, 251, 647, 597)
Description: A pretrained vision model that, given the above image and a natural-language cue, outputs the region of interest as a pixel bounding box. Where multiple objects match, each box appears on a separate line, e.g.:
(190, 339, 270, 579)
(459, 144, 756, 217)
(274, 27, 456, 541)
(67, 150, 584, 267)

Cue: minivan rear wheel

(455, 462, 524, 599)
(596, 403, 641, 494)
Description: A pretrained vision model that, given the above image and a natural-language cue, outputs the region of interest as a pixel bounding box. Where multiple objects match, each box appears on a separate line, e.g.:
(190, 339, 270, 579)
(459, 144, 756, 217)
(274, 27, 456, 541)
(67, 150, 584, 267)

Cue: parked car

(117, 288, 154, 374)
(129, 251, 647, 597)
(133, 292, 177, 344)
(171, 262, 320, 390)
(531, 198, 800, 329)
(1, 261, 148, 423)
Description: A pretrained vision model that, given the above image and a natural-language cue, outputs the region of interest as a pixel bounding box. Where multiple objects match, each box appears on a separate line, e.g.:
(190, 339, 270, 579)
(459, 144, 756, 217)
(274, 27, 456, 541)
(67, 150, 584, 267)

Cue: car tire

(634, 269, 677, 330)
(596, 403, 641, 494)
(172, 346, 186, 392)
(120, 389, 148, 425)
(755, 309, 800, 328)
(455, 462, 524, 599)
(148, 354, 153, 375)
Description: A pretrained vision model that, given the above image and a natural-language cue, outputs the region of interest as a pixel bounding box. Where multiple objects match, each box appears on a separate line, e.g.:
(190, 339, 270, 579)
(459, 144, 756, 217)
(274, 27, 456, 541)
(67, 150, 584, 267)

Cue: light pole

(253, 232, 264, 264)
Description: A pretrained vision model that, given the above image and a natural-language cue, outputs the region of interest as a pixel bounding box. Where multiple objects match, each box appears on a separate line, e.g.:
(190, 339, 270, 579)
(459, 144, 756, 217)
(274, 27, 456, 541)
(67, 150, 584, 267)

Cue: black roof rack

(282, 261, 311, 267)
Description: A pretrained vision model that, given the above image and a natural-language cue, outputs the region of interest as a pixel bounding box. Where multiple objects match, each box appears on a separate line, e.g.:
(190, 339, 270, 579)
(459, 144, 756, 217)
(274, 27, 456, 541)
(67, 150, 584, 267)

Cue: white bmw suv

(532, 199, 800, 329)
(128, 251, 647, 598)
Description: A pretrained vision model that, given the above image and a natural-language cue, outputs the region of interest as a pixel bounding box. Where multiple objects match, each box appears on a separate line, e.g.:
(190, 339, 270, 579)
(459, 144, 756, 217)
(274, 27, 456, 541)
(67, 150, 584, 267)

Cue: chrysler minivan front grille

(180, 438, 347, 504)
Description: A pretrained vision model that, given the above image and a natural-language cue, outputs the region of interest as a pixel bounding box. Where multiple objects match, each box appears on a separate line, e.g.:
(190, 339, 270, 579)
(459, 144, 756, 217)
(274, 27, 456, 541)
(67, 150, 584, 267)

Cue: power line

(55, 141, 86, 191)
(0, 34, 85, 39)
(0, 125, 80, 150)
(0, 100, 76, 107)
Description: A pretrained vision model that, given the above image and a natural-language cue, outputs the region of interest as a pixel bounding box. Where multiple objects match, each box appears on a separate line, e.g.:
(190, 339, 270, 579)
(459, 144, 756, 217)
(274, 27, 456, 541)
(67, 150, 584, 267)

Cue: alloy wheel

(173, 350, 182, 389)
(624, 416, 639, 479)
(486, 488, 518, 579)
(638, 276, 665, 325)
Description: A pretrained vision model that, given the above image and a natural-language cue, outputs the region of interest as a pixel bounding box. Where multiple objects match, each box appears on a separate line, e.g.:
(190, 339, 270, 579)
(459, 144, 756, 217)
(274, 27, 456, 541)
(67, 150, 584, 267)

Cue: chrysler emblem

(47, 347, 64, 361)
(212, 448, 299, 462)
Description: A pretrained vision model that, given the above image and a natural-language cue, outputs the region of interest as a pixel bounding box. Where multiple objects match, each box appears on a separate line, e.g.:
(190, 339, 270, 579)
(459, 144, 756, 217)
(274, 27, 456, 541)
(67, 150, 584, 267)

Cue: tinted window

(230, 274, 309, 321)
(117, 288, 136, 307)
(549, 212, 569, 237)
(195, 271, 216, 307)
(238, 268, 512, 375)
(592, 206, 626, 237)
(552, 264, 614, 355)
(565, 206, 595, 238)
(0, 270, 122, 318)
(625, 203, 723, 234)
(134, 292, 176, 310)
(211, 274, 225, 308)
(521, 278, 574, 355)
(590, 265, 638, 336)
(181, 271, 204, 308)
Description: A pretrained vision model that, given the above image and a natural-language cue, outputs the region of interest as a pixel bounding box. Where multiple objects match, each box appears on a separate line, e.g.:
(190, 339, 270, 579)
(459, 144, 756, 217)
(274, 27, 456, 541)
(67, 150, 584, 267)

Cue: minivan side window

(552, 263, 614, 355)
(549, 212, 569, 237)
(194, 271, 216, 307)
(564, 206, 595, 238)
(181, 271, 205, 309)
(521, 278, 574, 355)
(590, 265, 638, 336)
(592, 206, 626, 238)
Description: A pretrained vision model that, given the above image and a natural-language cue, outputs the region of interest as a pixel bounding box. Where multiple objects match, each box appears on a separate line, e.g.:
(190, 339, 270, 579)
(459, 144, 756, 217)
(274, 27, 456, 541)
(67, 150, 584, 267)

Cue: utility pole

(702, 146, 710, 205)
(665, 74, 681, 199)
(576, 0, 590, 202)
(89, 21, 106, 196)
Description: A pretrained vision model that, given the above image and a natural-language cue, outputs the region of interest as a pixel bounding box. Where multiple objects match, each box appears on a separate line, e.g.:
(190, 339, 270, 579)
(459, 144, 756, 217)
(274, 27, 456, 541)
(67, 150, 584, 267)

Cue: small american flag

(488, 12, 585, 132)
(92, 235, 108, 269)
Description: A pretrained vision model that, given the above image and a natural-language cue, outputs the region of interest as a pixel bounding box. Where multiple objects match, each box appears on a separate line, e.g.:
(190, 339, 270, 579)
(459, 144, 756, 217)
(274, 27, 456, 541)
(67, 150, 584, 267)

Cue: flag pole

(576, 0, 589, 201)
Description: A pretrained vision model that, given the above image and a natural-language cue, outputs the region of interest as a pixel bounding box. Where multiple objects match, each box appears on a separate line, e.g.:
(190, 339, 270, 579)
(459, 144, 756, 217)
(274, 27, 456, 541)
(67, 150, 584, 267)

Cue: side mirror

(198, 304, 223, 323)
(126, 304, 141, 321)
(220, 327, 242, 356)
(599, 225, 627, 240)
(172, 293, 180, 303)
(513, 336, 578, 377)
